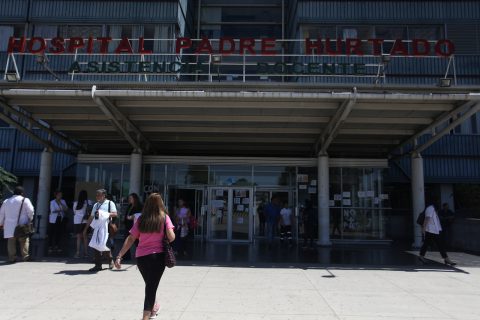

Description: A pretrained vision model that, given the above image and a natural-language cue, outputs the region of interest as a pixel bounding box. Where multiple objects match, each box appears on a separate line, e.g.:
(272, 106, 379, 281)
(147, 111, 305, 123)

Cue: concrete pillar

(317, 154, 331, 246)
(129, 152, 142, 195)
(35, 149, 53, 239)
(411, 153, 425, 248)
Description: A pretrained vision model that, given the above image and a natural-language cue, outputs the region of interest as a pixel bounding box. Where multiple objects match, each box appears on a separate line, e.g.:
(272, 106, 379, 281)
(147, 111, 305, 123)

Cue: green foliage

(0, 166, 17, 199)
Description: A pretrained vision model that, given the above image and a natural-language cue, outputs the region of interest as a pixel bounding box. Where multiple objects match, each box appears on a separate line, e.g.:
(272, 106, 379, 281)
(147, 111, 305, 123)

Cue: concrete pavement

(0, 251, 480, 320)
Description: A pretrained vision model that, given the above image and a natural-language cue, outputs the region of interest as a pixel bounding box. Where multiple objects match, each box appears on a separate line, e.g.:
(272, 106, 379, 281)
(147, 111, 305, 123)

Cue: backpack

(416, 209, 426, 226)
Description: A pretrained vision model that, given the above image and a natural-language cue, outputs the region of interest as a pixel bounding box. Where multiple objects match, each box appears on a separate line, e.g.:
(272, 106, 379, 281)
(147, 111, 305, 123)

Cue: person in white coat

(0, 186, 35, 263)
(48, 190, 69, 254)
(84, 189, 117, 272)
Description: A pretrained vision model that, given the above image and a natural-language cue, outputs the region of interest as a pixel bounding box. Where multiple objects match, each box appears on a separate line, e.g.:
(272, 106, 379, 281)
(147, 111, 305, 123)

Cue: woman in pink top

(115, 193, 175, 320)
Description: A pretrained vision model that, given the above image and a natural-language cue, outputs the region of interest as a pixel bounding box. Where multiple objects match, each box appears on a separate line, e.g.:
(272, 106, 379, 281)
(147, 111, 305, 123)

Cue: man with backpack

(84, 189, 118, 272)
(417, 202, 456, 266)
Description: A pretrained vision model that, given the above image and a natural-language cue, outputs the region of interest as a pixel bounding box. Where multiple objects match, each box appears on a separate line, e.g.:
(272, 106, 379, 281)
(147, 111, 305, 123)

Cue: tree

(0, 166, 17, 200)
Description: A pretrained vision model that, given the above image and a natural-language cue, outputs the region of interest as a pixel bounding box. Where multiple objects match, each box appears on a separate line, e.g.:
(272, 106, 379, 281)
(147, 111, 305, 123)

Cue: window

(143, 25, 155, 52)
(59, 25, 103, 38)
(33, 25, 58, 38)
(0, 25, 24, 52)
(375, 26, 408, 53)
(409, 26, 444, 40)
(340, 26, 375, 54)
(108, 25, 144, 52)
(301, 25, 336, 39)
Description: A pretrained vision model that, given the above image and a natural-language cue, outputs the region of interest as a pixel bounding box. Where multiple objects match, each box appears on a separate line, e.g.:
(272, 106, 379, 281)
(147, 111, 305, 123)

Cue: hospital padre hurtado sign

(7, 36, 455, 76)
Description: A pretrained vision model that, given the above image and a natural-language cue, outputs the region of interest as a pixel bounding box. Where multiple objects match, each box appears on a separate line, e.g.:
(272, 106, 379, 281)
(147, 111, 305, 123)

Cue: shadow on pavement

(0, 238, 475, 274)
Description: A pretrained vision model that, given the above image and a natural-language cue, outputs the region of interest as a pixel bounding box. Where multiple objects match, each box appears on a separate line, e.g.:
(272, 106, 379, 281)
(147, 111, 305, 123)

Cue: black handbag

(416, 209, 426, 226)
(14, 198, 34, 238)
(163, 218, 176, 268)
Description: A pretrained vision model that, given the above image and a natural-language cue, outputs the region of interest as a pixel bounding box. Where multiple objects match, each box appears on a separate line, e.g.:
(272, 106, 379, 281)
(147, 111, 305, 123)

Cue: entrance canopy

(1, 82, 479, 158)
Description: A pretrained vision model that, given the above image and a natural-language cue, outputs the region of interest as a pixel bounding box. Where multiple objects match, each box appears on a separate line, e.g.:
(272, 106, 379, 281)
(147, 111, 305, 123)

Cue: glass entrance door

(209, 188, 229, 240)
(208, 187, 253, 241)
(231, 188, 252, 241)
(254, 189, 297, 241)
(167, 186, 206, 240)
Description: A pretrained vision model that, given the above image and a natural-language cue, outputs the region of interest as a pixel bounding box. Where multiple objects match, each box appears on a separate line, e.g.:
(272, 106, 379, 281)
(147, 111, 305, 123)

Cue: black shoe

(89, 266, 102, 272)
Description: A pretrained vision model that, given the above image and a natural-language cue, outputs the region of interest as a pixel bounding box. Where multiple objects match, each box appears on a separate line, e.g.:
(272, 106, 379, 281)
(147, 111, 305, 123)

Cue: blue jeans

(266, 222, 277, 243)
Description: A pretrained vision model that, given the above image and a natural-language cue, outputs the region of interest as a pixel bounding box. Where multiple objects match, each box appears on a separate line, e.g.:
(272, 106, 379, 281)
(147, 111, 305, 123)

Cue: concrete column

(129, 152, 142, 195)
(411, 153, 425, 248)
(35, 149, 53, 239)
(317, 154, 331, 246)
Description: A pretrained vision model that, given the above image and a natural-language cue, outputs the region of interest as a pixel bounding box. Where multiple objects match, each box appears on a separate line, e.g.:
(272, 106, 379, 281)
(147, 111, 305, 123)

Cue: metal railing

(3, 38, 458, 84)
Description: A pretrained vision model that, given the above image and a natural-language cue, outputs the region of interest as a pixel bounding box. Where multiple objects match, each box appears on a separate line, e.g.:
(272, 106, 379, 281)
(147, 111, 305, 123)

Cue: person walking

(265, 196, 281, 248)
(302, 199, 315, 250)
(48, 190, 69, 254)
(257, 200, 266, 236)
(175, 199, 191, 257)
(419, 203, 456, 266)
(73, 190, 92, 258)
(279, 201, 293, 247)
(438, 203, 455, 249)
(123, 193, 142, 260)
(115, 193, 175, 320)
(84, 189, 118, 272)
(0, 186, 35, 263)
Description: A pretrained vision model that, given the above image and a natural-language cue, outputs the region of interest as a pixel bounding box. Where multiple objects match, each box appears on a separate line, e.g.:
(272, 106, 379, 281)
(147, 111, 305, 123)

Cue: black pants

(94, 249, 112, 269)
(259, 219, 265, 236)
(137, 253, 166, 312)
(48, 217, 65, 248)
(420, 231, 448, 259)
(303, 223, 314, 247)
(280, 225, 292, 243)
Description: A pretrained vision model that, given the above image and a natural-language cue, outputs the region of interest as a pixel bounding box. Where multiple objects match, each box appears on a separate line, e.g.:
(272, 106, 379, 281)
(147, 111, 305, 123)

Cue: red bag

(189, 216, 198, 230)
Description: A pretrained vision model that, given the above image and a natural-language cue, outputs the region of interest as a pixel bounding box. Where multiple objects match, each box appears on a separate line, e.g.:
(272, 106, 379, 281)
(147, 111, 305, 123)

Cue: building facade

(1, 0, 480, 247)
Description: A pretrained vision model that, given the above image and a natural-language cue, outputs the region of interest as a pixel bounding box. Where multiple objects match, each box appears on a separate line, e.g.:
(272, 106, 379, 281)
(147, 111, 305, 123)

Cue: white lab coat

(88, 209, 111, 252)
(0, 195, 35, 238)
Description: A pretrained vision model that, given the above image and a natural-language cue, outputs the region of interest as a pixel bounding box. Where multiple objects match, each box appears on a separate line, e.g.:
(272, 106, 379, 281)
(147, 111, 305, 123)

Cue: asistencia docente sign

(7, 36, 455, 76)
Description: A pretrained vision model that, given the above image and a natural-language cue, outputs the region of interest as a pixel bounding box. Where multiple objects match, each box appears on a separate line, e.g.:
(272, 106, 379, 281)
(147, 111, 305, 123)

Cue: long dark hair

(129, 193, 142, 212)
(76, 190, 88, 210)
(138, 193, 167, 233)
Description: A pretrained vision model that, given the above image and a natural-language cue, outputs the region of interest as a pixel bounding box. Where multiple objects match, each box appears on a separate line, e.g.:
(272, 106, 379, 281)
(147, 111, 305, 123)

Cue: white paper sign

(342, 199, 352, 206)
(299, 184, 307, 190)
(236, 217, 244, 224)
(234, 197, 241, 204)
(358, 191, 366, 198)
(308, 187, 316, 194)
(242, 198, 250, 204)
(297, 174, 308, 183)
(380, 194, 389, 200)
(237, 205, 244, 211)
(366, 191, 375, 197)
(374, 197, 380, 205)
(310, 180, 317, 186)
(212, 200, 224, 208)
(342, 192, 351, 198)
(334, 194, 342, 201)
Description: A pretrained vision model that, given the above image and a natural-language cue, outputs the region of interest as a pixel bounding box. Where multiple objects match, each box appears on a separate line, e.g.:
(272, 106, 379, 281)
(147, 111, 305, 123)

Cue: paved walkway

(1, 250, 479, 320)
